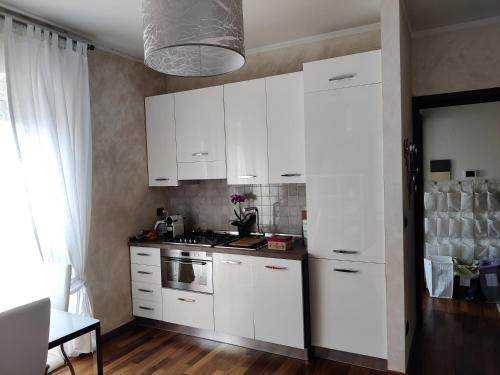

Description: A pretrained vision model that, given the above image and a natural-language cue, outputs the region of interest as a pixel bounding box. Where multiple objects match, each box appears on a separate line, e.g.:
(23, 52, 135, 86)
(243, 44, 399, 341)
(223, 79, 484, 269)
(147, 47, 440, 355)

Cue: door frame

(412, 87, 500, 322)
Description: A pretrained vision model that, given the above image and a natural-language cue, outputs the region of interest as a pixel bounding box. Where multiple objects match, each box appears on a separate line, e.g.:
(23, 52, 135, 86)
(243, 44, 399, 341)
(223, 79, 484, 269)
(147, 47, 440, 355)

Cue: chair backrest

(39, 263, 72, 311)
(0, 298, 51, 375)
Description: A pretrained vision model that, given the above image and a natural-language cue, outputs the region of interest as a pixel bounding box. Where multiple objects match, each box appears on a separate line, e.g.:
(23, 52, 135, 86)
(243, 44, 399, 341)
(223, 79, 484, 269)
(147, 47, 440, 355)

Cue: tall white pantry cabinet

(304, 50, 387, 360)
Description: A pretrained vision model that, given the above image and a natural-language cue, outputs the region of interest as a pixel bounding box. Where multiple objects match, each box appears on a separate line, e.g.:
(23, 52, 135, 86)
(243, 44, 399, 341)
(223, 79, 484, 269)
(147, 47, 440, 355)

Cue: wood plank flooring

(407, 292, 500, 375)
(52, 293, 500, 375)
(52, 325, 383, 375)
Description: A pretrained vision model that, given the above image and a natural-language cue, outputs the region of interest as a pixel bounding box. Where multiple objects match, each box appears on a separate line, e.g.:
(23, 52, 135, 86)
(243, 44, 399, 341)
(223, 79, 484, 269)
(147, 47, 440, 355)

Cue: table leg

(95, 323, 103, 375)
(60, 344, 76, 375)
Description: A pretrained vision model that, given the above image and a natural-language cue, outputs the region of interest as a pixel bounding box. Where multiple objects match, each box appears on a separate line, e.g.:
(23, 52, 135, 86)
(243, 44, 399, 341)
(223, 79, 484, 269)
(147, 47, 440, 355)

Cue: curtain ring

(4, 15, 13, 32)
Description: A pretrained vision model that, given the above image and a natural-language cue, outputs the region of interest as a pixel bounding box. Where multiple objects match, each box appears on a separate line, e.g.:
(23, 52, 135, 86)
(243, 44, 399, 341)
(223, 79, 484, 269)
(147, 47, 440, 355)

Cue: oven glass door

(161, 257, 213, 294)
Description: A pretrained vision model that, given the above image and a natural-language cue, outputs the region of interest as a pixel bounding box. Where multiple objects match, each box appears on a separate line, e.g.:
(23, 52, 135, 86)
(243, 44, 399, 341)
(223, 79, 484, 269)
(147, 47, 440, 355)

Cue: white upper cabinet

(224, 79, 269, 185)
(252, 258, 304, 349)
(305, 84, 384, 263)
(304, 51, 384, 264)
(266, 72, 306, 184)
(145, 94, 178, 186)
(174, 86, 226, 180)
(304, 50, 381, 93)
(213, 253, 254, 339)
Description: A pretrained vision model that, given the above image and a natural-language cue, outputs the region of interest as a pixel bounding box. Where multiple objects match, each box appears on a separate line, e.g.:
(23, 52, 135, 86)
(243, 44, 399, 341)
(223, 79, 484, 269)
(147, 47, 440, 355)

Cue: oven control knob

(193, 239, 197, 244)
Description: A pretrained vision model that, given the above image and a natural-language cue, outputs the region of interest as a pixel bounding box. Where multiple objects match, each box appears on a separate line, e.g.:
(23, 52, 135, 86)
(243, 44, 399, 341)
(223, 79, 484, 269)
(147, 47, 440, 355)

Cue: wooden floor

(53, 325, 383, 375)
(53, 294, 500, 375)
(407, 292, 500, 375)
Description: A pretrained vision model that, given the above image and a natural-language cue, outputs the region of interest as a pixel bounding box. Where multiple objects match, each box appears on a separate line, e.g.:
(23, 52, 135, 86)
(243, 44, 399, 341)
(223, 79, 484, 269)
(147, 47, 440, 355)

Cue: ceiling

(0, 0, 380, 60)
(405, 0, 500, 31)
(2, 0, 498, 60)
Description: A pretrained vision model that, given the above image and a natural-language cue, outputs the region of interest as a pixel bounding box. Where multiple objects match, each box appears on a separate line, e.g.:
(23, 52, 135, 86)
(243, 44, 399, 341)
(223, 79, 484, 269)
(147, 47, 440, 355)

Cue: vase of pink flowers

(230, 194, 256, 237)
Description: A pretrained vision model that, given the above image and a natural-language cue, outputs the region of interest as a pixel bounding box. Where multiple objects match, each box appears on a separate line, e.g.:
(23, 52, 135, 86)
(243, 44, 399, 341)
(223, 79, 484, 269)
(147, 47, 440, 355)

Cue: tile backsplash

(166, 180, 306, 235)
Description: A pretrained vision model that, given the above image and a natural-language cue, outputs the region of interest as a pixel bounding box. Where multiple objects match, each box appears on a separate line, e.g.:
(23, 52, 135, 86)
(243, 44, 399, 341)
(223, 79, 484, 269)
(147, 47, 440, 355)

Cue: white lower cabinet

(162, 288, 214, 331)
(131, 281, 162, 302)
(129, 246, 305, 350)
(252, 258, 305, 349)
(133, 298, 162, 320)
(130, 246, 161, 267)
(130, 263, 161, 285)
(213, 254, 254, 339)
(309, 258, 387, 359)
(131, 248, 162, 321)
(212, 255, 305, 348)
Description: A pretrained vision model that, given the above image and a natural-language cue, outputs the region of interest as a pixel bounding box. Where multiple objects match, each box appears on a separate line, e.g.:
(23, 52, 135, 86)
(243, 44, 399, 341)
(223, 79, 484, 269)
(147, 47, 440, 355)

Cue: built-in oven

(160, 248, 213, 294)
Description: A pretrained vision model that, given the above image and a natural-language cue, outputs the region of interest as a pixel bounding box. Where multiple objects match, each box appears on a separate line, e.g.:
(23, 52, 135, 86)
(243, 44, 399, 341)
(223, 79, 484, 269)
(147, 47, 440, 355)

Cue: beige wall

(381, 0, 415, 372)
(413, 22, 500, 96)
(165, 29, 381, 92)
(87, 50, 168, 333)
(85, 30, 381, 334)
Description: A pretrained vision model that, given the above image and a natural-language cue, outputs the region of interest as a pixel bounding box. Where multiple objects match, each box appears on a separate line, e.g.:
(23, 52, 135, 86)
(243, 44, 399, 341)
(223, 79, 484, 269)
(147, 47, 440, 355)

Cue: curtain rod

(0, 6, 95, 50)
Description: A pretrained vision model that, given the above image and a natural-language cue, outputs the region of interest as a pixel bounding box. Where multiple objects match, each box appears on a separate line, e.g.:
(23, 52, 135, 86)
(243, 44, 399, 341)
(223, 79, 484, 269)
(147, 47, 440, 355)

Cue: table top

(49, 309, 99, 348)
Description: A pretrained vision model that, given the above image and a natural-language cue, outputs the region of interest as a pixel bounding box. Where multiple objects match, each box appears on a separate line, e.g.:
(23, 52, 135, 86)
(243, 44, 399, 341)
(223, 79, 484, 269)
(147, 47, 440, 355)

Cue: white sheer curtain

(0, 16, 93, 355)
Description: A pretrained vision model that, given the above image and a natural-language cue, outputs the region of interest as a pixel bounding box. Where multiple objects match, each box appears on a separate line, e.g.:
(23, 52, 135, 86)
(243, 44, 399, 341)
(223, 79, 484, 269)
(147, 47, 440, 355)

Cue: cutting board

(227, 237, 267, 249)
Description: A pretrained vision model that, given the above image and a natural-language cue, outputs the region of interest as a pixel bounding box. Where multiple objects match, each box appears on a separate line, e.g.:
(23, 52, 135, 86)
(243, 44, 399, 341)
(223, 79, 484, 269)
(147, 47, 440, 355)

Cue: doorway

(410, 88, 500, 375)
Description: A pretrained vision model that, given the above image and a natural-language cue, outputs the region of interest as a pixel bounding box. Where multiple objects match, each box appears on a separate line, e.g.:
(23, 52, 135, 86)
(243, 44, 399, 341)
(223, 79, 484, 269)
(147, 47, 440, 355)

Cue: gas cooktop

(166, 230, 238, 247)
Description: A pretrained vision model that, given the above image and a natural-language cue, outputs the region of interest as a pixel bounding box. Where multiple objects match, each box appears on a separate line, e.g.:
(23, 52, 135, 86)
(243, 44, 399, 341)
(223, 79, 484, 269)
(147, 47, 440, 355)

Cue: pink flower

(230, 194, 246, 204)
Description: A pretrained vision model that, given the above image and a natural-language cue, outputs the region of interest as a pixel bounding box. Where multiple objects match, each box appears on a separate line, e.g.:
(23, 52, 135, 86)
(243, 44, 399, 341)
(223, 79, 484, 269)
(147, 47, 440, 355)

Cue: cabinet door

(266, 72, 305, 184)
(309, 258, 387, 359)
(252, 257, 304, 348)
(305, 84, 385, 263)
(213, 254, 254, 339)
(130, 246, 160, 267)
(224, 79, 269, 185)
(175, 86, 227, 177)
(303, 50, 381, 93)
(132, 298, 162, 320)
(162, 288, 214, 331)
(130, 264, 161, 285)
(145, 94, 178, 186)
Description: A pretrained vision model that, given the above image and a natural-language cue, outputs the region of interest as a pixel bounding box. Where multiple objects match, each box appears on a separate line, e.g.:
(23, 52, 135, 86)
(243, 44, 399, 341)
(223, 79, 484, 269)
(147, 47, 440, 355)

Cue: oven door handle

(162, 259, 207, 266)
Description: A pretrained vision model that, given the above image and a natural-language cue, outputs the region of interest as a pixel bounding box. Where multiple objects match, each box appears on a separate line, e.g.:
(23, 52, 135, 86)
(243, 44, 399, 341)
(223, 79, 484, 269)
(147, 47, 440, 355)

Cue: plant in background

(230, 194, 255, 236)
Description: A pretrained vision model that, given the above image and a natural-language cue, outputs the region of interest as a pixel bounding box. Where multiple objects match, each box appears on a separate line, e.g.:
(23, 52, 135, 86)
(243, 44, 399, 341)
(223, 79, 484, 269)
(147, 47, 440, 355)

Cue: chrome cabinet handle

(240, 174, 256, 179)
(334, 268, 359, 273)
(281, 173, 302, 177)
(328, 73, 356, 82)
(192, 152, 209, 156)
(136, 253, 151, 256)
(178, 297, 195, 303)
(222, 260, 242, 265)
(265, 265, 288, 270)
(163, 259, 207, 266)
(138, 306, 154, 311)
(333, 250, 359, 254)
(137, 288, 154, 293)
(155, 177, 169, 181)
(137, 271, 153, 275)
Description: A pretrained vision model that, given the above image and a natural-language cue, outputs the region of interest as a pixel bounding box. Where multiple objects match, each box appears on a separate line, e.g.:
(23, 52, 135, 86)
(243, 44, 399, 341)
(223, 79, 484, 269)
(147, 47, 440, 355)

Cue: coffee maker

(164, 215, 184, 239)
(154, 208, 184, 239)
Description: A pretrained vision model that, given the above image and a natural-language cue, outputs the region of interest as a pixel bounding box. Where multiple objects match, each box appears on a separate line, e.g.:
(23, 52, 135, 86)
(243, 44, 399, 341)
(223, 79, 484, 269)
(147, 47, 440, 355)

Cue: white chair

(39, 263, 74, 374)
(0, 298, 51, 375)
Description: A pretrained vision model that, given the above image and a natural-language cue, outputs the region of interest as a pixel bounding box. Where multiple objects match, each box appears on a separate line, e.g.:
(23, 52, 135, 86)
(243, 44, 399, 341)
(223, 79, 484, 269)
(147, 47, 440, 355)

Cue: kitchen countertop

(128, 237, 308, 261)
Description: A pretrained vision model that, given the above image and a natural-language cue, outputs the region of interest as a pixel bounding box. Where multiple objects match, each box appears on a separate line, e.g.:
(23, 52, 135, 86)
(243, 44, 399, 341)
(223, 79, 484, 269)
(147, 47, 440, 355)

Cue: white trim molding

(412, 15, 500, 38)
(246, 22, 381, 55)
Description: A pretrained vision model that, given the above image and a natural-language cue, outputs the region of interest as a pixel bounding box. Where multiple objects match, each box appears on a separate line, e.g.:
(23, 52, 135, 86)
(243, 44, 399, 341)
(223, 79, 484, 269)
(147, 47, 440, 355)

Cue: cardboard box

(267, 236, 293, 251)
